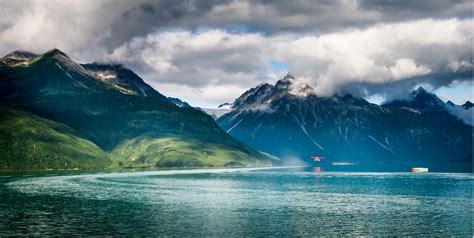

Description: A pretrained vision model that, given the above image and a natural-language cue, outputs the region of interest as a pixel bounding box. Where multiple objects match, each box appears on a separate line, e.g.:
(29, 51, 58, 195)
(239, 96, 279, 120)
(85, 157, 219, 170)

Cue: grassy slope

(0, 106, 273, 170)
(0, 107, 110, 170)
(111, 135, 269, 168)
(0, 50, 273, 170)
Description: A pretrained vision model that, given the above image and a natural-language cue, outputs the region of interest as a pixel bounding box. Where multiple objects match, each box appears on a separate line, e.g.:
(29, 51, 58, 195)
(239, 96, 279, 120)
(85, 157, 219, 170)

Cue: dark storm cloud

(139, 3, 156, 14)
(1, 0, 470, 54)
(7, 0, 466, 54)
(358, 0, 472, 20)
(191, 0, 472, 33)
(100, 0, 225, 52)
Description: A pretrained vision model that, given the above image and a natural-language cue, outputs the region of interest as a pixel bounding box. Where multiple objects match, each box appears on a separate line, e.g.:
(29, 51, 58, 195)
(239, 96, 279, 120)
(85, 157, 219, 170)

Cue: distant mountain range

(165, 97, 233, 119)
(2, 49, 470, 172)
(198, 104, 234, 119)
(217, 74, 472, 172)
(0, 49, 272, 170)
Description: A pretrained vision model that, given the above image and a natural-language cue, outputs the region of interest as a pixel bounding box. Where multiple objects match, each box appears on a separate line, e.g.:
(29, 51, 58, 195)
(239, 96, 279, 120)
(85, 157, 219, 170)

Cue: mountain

(383, 87, 446, 112)
(167, 97, 191, 108)
(82, 62, 160, 97)
(462, 101, 472, 109)
(217, 74, 472, 172)
(0, 49, 272, 170)
(0, 50, 37, 66)
(383, 88, 473, 126)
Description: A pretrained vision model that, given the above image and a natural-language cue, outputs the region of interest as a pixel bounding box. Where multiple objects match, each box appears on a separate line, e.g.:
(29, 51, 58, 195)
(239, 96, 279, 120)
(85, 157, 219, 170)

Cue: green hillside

(112, 135, 268, 168)
(0, 49, 272, 170)
(0, 107, 110, 170)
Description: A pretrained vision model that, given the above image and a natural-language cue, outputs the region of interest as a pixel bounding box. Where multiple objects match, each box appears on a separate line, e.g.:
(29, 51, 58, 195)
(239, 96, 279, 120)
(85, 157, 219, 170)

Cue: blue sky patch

(434, 80, 473, 104)
(268, 60, 289, 72)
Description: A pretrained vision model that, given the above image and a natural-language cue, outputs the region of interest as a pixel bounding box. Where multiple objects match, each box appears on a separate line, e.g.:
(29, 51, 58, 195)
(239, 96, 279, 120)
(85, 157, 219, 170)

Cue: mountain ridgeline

(217, 74, 472, 172)
(0, 49, 272, 170)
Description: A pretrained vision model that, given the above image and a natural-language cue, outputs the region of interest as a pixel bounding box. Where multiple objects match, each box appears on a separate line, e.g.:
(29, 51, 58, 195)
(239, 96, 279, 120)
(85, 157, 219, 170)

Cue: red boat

(310, 156, 325, 162)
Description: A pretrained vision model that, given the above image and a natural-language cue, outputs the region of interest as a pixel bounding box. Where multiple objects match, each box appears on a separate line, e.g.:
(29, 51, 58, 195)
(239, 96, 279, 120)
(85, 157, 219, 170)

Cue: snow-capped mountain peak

(232, 74, 316, 110)
(217, 79, 472, 170)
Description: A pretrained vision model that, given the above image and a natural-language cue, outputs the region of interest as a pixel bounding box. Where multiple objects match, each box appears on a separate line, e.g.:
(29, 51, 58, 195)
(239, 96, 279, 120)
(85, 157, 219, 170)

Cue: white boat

(412, 167, 428, 173)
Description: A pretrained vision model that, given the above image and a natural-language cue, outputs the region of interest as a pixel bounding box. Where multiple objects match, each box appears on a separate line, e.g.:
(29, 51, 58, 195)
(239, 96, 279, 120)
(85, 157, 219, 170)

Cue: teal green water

(0, 167, 472, 236)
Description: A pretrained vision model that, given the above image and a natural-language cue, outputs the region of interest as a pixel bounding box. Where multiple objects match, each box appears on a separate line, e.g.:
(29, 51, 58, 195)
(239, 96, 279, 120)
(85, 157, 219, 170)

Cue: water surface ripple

(0, 168, 472, 236)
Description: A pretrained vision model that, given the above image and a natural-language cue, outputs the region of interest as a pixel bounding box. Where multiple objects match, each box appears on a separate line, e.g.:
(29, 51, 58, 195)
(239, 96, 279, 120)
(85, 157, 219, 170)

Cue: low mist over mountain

(217, 74, 472, 172)
(0, 49, 272, 170)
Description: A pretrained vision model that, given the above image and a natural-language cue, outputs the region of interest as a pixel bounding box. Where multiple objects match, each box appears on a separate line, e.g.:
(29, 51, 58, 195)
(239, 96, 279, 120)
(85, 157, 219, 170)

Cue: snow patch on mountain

(292, 114, 325, 151)
(96, 72, 117, 80)
(226, 119, 243, 133)
(368, 135, 396, 154)
(249, 104, 275, 113)
(82, 63, 160, 97)
(287, 75, 314, 97)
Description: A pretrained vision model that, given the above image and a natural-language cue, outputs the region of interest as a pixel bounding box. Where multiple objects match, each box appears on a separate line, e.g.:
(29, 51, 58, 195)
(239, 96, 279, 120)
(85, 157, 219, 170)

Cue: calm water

(0, 167, 472, 236)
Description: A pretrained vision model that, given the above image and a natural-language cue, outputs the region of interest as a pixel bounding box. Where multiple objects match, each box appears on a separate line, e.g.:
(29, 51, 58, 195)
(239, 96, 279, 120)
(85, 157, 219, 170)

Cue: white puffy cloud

(0, 0, 122, 58)
(389, 58, 431, 80)
(106, 30, 282, 106)
(273, 18, 472, 97)
(104, 18, 472, 105)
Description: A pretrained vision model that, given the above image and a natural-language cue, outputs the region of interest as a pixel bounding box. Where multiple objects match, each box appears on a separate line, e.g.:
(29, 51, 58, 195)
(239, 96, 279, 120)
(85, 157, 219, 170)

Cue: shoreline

(0, 165, 472, 178)
(0, 165, 306, 177)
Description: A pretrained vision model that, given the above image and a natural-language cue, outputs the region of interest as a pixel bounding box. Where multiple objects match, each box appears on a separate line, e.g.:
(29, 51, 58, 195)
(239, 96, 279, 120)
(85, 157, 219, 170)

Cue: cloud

(389, 58, 431, 80)
(106, 29, 280, 106)
(446, 105, 473, 126)
(0, 1, 472, 106)
(202, 0, 471, 33)
(105, 18, 471, 105)
(0, 0, 470, 56)
(273, 18, 472, 98)
(357, 0, 472, 21)
(0, 0, 221, 58)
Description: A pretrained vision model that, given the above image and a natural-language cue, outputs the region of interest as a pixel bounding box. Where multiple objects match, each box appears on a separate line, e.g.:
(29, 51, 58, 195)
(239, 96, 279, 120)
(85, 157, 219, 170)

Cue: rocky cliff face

(218, 75, 472, 172)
